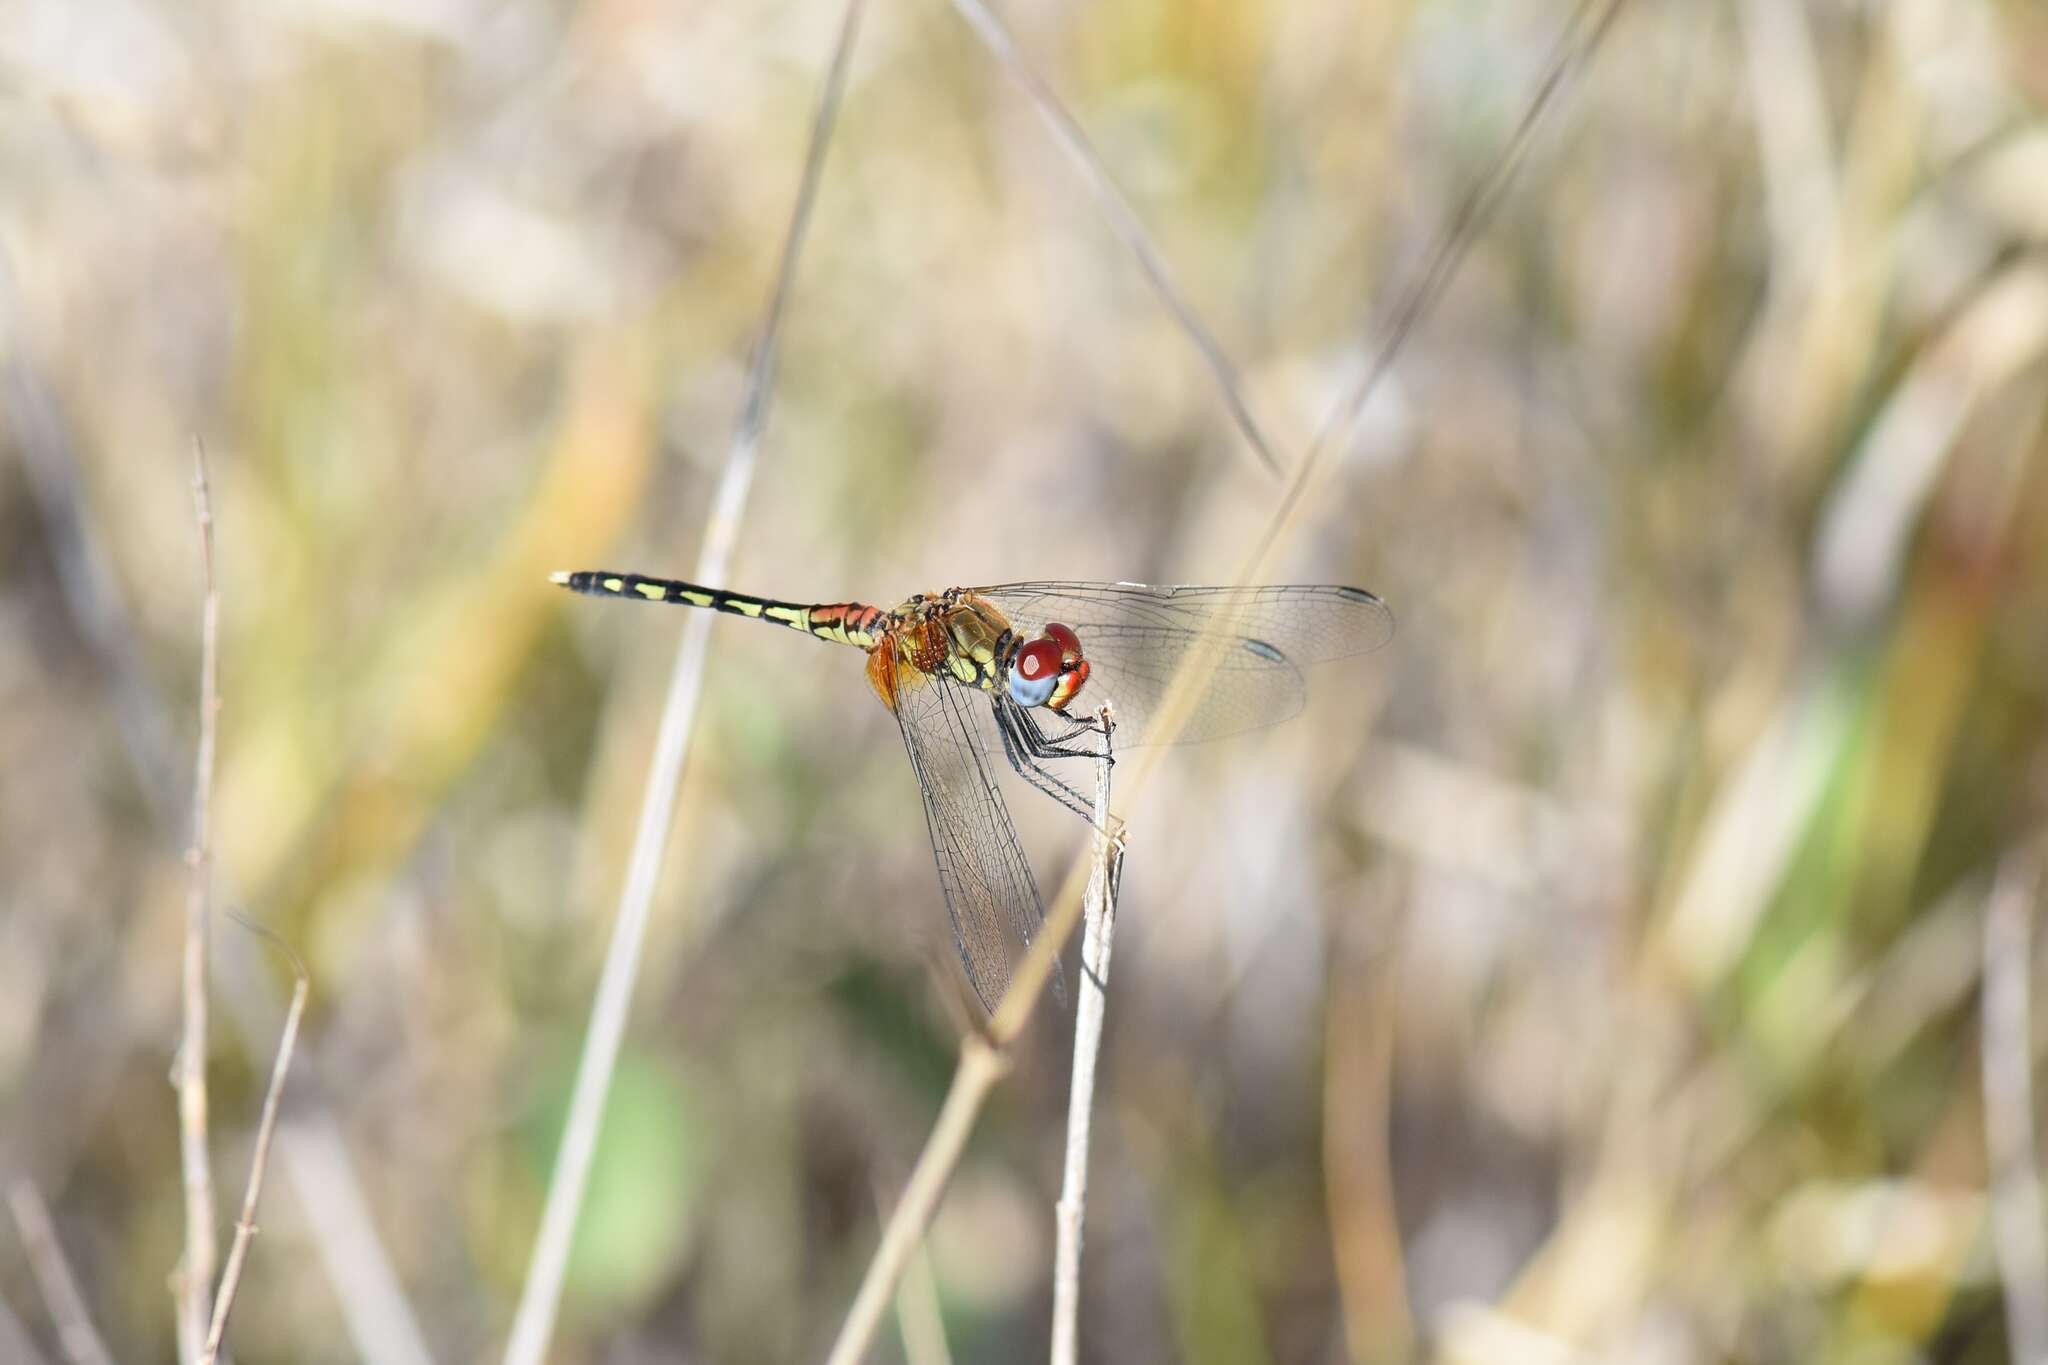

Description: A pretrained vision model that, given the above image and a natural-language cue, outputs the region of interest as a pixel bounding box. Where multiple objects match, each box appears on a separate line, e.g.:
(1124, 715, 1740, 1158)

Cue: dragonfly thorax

(863, 592, 1004, 711)
(871, 592, 1091, 715)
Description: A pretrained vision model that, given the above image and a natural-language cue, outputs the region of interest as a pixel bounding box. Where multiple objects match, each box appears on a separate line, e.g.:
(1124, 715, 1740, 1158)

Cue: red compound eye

(1043, 622, 1082, 659)
(1014, 637, 1063, 681)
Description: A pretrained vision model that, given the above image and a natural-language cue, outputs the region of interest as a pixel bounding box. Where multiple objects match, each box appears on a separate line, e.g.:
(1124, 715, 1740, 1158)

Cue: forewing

(892, 668, 1053, 1012)
(977, 582, 1394, 745)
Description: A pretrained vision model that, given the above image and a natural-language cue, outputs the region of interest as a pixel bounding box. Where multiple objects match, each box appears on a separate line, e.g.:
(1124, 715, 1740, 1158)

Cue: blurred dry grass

(4, 0, 2048, 1361)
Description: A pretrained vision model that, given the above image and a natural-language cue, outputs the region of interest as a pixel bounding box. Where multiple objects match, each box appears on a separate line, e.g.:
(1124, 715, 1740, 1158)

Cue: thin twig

(1733, 0, 1838, 289)
(8, 269, 431, 1365)
(946, 0, 1284, 478)
(1, 253, 184, 822)
(499, 5, 865, 1362)
(1051, 711, 1122, 1365)
(271, 1120, 435, 1365)
(827, 717, 1119, 1365)
(200, 918, 310, 1365)
(1983, 851, 2048, 1365)
(6, 1182, 116, 1365)
(176, 438, 221, 1365)
(1246, 0, 1631, 576)
(824, 742, 1106, 1365)
(1322, 903, 1412, 1364)
(1059, 0, 1632, 851)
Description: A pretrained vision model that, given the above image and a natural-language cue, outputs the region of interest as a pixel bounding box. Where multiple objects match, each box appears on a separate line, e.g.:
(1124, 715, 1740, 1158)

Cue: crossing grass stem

(7, 1181, 115, 1365)
(168, 446, 312, 1365)
(176, 440, 220, 1365)
(823, 712, 1118, 1365)
(199, 919, 310, 1365)
(1052, 714, 1124, 1365)
(1983, 852, 2048, 1364)
(499, 3, 866, 1362)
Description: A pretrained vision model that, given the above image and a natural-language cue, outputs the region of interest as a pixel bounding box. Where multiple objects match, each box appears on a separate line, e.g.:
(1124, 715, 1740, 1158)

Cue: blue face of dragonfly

(1006, 623, 1087, 709)
(1007, 657, 1057, 706)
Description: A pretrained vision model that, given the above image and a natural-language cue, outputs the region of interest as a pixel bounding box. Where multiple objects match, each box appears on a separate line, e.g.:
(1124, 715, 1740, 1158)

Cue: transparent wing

(976, 582, 1394, 745)
(892, 667, 1060, 1012)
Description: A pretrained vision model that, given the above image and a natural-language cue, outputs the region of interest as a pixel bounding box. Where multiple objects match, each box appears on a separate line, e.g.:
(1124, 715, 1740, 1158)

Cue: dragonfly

(553, 570, 1393, 1010)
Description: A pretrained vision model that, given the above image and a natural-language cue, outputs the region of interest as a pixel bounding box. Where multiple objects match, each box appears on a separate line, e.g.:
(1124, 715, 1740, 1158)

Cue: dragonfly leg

(991, 698, 1106, 826)
(1042, 708, 1111, 744)
(1012, 705, 1110, 762)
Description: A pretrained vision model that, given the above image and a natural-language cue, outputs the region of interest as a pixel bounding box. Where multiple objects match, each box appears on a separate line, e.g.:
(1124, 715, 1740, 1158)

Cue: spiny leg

(992, 697, 1111, 829)
(1001, 695, 1110, 767)
(1013, 703, 1110, 761)
(994, 701, 1096, 820)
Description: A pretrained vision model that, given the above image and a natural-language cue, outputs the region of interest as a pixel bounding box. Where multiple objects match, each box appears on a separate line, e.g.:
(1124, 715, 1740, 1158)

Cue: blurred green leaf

(526, 1050, 703, 1316)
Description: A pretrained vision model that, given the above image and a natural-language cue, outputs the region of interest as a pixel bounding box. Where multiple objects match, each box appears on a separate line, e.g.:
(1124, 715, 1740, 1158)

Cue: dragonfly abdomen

(551, 571, 881, 648)
(804, 601, 886, 648)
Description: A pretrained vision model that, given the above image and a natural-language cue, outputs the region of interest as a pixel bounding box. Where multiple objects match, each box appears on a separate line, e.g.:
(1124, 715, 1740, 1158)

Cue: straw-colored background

(5, 0, 2048, 1360)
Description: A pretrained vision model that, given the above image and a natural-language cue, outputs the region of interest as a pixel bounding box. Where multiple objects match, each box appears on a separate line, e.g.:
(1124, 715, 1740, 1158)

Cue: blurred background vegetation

(5, 0, 2048, 1360)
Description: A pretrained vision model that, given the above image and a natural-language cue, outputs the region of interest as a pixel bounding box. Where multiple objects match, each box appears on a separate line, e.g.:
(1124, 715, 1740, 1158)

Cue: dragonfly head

(1007, 622, 1090, 711)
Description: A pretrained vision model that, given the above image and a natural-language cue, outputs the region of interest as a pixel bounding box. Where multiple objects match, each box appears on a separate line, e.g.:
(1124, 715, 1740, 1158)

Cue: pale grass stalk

(200, 922, 310, 1365)
(828, 717, 1117, 1365)
(498, 4, 864, 1361)
(945, 0, 1283, 478)
(1734, 0, 1839, 285)
(177, 440, 221, 1365)
(822, 803, 1106, 1364)
(0, 1297, 55, 1365)
(273, 1120, 434, 1365)
(823, 9, 1626, 1355)
(1983, 851, 2048, 1365)
(1051, 718, 1122, 1365)
(1321, 915, 1412, 1365)
(1109, 0, 1631, 812)
(1245, 0, 1631, 577)
(6, 1182, 115, 1365)
(3, 260, 182, 813)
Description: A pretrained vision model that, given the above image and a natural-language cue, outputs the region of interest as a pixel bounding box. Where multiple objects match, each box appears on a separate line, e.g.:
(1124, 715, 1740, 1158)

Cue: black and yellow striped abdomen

(551, 570, 883, 648)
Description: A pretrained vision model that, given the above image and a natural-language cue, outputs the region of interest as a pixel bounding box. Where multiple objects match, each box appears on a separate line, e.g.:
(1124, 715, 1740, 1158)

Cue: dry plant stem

(1245, 0, 1630, 577)
(0, 1298, 56, 1365)
(822, 14, 1624, 1357)
(817, 818, 1101, 1365)
(1005, 0, 1621, 1093)
(1983, 852, 2048, 1365)
(827, 718, 1117, 1365)
(945, 0, 1282, 478)
(6, 1182, 116, 1365)
(1067, 0, 1633, 814)
(177, 440, 221, 1365)
(9, 272, 429, 1365)
(1, 258, 183, 816)
(1051, 721, 1122, 1365)
(499, 5, 864, 1362)
(823, 1039, 1011, 1365)
(200, 925, 310, 1365)
(1734, 0, 1838, 280)
(273, 1122, 434, 1365)
(1322, 919, 1412, 1363)
(1051, 0, 1634, 849)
